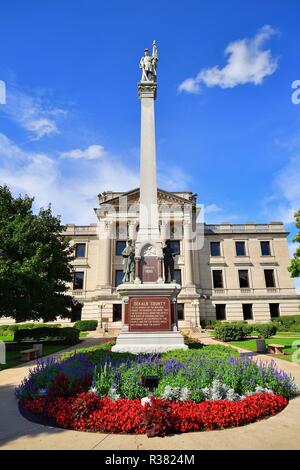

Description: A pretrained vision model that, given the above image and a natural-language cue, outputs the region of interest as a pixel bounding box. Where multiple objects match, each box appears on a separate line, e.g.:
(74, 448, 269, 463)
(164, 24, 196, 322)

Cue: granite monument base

(111, 331, 187, 353)
(112, 282, 188, 353)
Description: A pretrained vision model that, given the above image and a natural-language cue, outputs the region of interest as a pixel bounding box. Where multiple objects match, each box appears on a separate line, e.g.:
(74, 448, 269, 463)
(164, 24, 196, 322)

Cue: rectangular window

(216, 304, 226, 320)
(212, 270, 223, 288)
(210, 241, 221, 256)
(238, 270, 249, 288)
(236, 241, 246, 256)
(75, 243, 86, 258)
(177, 303, 184, 321)
(265, 269, 275, 288)
(115, 270, 123, 287)
(174, 269, 182, 285)
(116, 240, 126, 256)
(113, 304, 122, 322)
(269, 303, 280, 318)
(261, 241, 271, 256)
(243, 304, 253, 320)
(73, 271, 84, 290)
(169, 240, 180, 255)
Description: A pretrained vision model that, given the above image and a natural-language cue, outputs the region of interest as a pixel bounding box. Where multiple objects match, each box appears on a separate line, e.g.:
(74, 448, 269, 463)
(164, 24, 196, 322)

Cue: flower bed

(16, 344, 298, 437)
(21, 393, 288, 437)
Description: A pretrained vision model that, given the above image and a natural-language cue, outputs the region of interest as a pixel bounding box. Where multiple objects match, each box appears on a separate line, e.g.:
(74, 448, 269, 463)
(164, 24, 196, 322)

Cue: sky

(0, 0, 299, 288)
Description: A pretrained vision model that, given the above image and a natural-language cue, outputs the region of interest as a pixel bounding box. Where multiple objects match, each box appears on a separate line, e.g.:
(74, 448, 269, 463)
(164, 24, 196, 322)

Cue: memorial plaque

(129, 296, 171, 331)
(141, 256, 159, 282)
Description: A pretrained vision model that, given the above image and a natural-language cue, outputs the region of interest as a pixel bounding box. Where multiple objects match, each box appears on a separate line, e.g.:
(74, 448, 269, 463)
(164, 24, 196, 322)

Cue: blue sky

(0, 1, 299, 268)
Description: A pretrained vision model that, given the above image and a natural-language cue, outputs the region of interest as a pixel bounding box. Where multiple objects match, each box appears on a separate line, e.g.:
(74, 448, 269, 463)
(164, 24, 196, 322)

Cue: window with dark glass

(177, 303, 184, 321)
(236, 241, 246, 256)
(243, 304, 253, 320)
(113, 304, 122, 322)
(238, 270, 249, 288)
(261, 241, 271, 256)
(269, 303, 280, 318)
(116, 240, 126, 256)
(73, 271, 84, 290)
(168, 240, 180, 255)
(75, 243, 86, 258)
(216, 304, 226, 320)
(212, 270, 223, 288)
(210, 241, 221, 256)
(264, 269, 275, 288)
(115, 270, 123, 287)
(174, 269, 182, 285)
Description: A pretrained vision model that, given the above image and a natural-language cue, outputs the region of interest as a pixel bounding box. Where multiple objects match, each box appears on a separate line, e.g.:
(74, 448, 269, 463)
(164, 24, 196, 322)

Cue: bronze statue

(163, 240, 179, 283)
(122, 239, 135, 283)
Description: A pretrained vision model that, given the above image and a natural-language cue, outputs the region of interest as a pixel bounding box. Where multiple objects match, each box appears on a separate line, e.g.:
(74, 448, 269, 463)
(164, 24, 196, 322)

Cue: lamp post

(98, 301, 106, 333)
(191, 300, 200, 328)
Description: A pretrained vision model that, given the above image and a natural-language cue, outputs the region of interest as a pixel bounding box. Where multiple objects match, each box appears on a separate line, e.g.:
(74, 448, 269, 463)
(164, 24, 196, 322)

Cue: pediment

(97, 187, 195, 208)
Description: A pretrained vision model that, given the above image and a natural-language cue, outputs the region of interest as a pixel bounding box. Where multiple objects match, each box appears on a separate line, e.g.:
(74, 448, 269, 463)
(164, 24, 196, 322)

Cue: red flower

(22, 393, 288, 437)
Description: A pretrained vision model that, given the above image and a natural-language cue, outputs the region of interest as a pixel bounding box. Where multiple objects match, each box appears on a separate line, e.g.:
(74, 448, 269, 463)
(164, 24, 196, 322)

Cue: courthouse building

(65, 187, 300, 333)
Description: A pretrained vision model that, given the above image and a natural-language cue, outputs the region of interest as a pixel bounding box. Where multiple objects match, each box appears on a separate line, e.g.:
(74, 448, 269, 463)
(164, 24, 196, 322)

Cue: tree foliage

(0, 185, 74, 321)
(289, 210, 300, 278)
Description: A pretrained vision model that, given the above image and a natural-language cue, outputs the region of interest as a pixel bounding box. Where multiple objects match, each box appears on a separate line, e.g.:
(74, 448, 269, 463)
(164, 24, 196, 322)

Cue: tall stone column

(137, 82, 160, 245)
(102, 221, 112, 286)
(184, 221, 193, 286)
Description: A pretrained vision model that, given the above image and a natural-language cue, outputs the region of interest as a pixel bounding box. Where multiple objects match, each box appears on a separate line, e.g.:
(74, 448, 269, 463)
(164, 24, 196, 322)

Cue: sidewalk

(0, 333, 300, 450)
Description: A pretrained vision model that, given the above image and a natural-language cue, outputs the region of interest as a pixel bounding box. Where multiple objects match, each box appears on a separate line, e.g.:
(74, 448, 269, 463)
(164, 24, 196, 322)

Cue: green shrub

(271, 315, 300, 327)
(7, 323, 61, 332)
(73, 320, 98, 331)
(200, 319, 219, 329)
(214, 324, 250, 342)
(253, 323, 277, 339)
(14, 327, 79, 345)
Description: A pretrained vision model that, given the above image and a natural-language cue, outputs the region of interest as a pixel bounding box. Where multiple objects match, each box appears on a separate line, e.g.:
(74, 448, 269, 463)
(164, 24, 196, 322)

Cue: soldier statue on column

(139, 40, 158, 82)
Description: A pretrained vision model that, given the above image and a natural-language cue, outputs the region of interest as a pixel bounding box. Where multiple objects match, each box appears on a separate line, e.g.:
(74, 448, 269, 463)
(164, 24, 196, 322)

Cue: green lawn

(229, 336, 300, 362)
(0, 334, 13, 342)
(0, 343, 75, 371)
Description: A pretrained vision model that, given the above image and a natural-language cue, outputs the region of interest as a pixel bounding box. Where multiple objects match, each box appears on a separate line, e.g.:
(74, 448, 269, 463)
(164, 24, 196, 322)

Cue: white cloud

(205, 203, 222, 214)
(178, 25, 278, 94)
(177, 78, 201, 95)
(1, 85, 67, 140)
(60, 144, 106, 160)
(0, 132, 139, 224)
(264, 155, 300, 224)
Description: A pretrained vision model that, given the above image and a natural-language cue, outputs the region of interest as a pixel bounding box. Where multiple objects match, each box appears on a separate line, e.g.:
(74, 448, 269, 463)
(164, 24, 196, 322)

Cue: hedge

(214, 323, 252, 342)
(0, 323, 61, 334)
(252, 323, 277, 339)
(73, 320, 98, 331)
(14, 327, 79, 345)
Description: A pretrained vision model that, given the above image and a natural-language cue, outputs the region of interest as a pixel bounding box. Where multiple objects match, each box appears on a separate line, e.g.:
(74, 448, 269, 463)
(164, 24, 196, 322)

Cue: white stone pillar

(137, 82, 160, 243)
(102, 221, 112, 286)
(184, 222, 193, 286)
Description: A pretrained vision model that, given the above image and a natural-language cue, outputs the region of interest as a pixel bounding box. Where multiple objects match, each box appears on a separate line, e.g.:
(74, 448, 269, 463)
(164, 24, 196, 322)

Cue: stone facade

(64, 188, 300, 333)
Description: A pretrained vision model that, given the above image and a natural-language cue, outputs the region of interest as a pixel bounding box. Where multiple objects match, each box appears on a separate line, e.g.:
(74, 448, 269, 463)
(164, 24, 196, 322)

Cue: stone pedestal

(112, 283, 187, 353)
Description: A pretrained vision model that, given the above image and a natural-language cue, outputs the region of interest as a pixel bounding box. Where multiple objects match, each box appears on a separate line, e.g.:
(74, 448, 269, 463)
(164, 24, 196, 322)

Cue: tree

(0, 185, 74, 322)
(289, 210, 300, 278)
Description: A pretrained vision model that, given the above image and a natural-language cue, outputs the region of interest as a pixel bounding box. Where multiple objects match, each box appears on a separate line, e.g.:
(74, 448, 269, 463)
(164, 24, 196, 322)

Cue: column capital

(138, 81, 157, 100)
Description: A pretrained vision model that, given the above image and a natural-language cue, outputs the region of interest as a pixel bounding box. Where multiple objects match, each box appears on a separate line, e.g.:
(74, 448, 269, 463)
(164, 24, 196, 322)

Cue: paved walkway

(0, 334, 300, 450)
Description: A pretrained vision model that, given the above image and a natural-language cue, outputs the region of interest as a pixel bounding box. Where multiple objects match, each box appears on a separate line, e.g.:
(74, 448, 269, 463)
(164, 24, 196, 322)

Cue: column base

(111, 331, 188, 354)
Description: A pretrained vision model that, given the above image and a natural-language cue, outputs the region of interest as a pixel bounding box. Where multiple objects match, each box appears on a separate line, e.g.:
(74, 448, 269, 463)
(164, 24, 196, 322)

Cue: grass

(0, 343, 79, 372)
(79, 331, 89, 338)
(229, 336, 300, 362)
